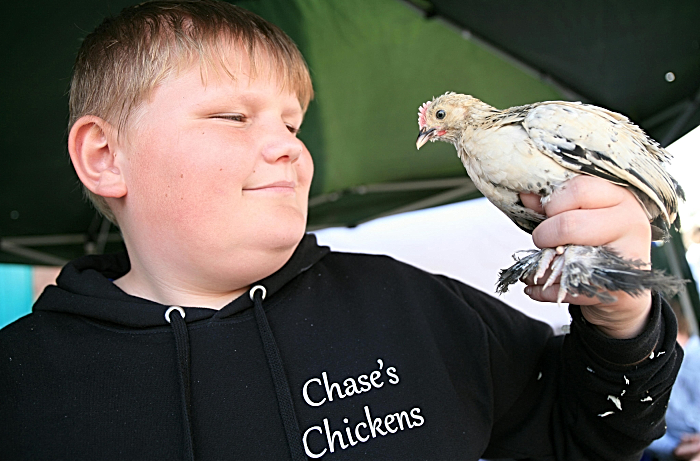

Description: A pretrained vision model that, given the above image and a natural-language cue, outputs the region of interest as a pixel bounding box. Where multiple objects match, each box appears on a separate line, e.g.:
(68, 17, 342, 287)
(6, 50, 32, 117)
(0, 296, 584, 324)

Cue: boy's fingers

(543, 175, 628, 217)
(531, 186, 652, 268)
(532, 205, 648, 250)
(524, 283, 584, 305)
(519, 192, 544, 214)
(521, 268, 559, 287)
(524, 283, 637, 307)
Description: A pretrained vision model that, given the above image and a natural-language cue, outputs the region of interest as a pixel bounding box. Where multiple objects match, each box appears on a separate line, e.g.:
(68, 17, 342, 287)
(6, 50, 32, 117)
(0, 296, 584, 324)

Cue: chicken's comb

(418, 99, 433, 127)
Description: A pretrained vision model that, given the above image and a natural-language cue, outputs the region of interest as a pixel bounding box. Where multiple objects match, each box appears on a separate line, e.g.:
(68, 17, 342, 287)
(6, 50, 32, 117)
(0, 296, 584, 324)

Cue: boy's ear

(68, 115, 127, 198)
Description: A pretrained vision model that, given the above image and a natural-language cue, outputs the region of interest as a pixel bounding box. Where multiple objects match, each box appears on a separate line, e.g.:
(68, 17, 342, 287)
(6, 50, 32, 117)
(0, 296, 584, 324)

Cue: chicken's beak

(416, 127, 435, 150)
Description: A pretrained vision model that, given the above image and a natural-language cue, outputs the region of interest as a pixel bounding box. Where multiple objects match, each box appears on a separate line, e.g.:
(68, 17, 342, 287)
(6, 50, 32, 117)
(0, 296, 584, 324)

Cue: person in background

(685, 226, 700, 292)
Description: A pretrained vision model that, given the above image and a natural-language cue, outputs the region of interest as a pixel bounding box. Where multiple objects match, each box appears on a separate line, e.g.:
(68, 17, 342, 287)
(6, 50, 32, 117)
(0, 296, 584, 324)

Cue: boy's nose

(261, 125, 304, 164)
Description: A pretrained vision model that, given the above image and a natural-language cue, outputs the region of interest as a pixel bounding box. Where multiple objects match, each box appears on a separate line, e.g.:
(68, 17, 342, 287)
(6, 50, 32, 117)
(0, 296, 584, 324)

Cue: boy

(0, 1, 681, 460)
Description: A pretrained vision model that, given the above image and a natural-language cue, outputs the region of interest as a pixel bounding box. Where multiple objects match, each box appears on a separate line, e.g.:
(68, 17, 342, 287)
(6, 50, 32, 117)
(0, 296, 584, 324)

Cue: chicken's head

(416, 92, 477, 149)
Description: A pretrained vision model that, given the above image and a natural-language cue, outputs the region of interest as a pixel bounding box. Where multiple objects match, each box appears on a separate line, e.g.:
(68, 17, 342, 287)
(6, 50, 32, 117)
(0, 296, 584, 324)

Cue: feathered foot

(497, 245, 686, 304)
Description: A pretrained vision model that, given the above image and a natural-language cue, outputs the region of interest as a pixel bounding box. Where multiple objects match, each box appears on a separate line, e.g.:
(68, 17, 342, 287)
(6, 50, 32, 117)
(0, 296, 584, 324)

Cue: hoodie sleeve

(457, 285, 682, 461)
(549, 295, 682, 460)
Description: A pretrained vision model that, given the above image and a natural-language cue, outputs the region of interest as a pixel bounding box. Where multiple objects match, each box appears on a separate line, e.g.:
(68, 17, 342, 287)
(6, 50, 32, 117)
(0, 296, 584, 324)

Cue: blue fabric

(647, 335, 700, 460)
(0, 264, 33, 329)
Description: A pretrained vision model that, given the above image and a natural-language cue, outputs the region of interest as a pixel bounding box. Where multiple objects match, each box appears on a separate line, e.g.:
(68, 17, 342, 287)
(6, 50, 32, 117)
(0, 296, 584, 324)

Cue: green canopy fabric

(1, 0, 699, 266)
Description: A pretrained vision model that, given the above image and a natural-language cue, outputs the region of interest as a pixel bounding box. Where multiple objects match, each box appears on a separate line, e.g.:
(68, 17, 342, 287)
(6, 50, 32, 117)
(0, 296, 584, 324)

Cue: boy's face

(112, 53, 313, 290)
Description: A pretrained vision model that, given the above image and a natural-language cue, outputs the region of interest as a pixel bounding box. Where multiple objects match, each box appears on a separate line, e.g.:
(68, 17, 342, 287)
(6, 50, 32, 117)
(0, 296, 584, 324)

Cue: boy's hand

(520, 175, 653, 339)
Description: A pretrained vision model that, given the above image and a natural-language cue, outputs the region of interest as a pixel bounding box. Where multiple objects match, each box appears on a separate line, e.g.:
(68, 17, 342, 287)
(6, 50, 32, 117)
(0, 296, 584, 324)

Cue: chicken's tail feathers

(496, 249, 541, 294)
(669, 177, 686, 233)
(674, 177, 686, 203)
(650, 218, 671, 242)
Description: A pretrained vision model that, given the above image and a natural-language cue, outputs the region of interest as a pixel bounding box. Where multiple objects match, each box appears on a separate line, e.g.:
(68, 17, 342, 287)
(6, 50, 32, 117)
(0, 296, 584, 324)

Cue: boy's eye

(286, 124, 299, 135)
(213, 114, 246, 122)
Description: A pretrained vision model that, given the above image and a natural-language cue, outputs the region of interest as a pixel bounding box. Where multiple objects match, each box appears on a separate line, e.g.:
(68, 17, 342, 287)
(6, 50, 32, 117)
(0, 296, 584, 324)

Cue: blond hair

(69, 0, 314, 223)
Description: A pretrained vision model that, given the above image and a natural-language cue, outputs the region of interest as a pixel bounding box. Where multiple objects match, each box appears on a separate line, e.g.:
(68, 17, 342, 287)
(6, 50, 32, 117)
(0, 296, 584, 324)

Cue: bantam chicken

(416, 92, 685, 303)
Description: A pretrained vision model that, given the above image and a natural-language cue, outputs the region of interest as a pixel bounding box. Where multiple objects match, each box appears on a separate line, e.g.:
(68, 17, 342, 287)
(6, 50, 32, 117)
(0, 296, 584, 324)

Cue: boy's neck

(113, 270, 249, 310)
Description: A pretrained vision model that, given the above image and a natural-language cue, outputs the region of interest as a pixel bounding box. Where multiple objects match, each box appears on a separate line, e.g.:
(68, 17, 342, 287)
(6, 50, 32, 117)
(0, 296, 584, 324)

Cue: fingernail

(524, 286, 532, 296)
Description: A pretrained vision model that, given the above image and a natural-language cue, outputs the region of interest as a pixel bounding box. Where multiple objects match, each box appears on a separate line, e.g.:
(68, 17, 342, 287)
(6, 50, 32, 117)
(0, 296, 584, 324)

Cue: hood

(33, 233, 330, 328)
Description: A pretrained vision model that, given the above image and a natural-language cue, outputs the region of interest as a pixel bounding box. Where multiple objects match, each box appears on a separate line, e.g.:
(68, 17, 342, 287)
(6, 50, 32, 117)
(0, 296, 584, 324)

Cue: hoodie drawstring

(165, 306, 196, 461)
(163, 289, 306, 461)
(250, 285, 307, 461)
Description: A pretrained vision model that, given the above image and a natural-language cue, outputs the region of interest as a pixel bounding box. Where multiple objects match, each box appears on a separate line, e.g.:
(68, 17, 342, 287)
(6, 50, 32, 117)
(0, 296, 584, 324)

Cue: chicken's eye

(436, 110, 446, 120)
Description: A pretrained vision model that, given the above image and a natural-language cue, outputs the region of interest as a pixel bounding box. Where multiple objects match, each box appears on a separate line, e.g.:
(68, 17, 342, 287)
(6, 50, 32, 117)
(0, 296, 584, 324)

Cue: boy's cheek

(298, 146, 315, 191)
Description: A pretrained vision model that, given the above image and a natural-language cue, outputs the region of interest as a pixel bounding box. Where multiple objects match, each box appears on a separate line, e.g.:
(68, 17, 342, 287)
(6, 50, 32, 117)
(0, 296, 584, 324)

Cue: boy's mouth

(243, 180, 296, 193)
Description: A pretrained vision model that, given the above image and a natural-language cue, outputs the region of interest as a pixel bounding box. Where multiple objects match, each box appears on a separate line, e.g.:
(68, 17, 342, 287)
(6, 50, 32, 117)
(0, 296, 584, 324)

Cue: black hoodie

(0, 234, 681, 460)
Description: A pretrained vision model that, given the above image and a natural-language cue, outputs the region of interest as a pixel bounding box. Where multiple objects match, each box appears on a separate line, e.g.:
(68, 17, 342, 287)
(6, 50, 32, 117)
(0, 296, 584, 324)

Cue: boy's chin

(257, 208, 308, 245)
(190, 226, 306, 289)
(258, 219, 308, 252)
(228, 215, 307, 251)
